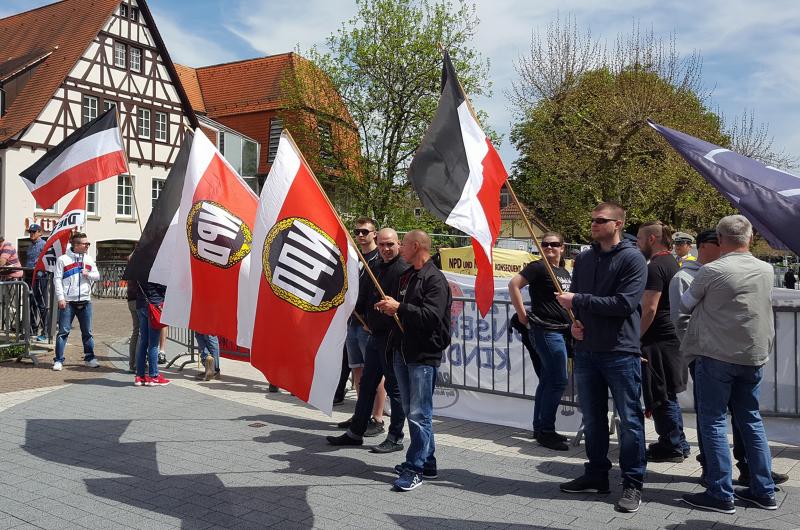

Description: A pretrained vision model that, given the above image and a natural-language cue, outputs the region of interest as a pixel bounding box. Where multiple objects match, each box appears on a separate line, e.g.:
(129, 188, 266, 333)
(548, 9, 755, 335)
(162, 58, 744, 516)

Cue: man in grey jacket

(679, 215, 778, 514)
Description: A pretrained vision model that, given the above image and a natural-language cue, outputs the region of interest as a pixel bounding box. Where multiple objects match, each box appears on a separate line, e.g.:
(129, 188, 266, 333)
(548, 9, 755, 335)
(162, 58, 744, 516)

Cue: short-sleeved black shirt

(642, 252, 679, 344)
(519, 259, 571, 326)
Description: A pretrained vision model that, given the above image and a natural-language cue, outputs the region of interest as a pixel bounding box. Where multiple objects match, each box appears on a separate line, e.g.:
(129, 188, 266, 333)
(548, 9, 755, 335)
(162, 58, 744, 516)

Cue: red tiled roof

(0, 0, 121, 143)
(174, 63, 205, 114)
(501, 201, 549, 230)
(186, 53, 353, 126)
(0, 0, 197, 144)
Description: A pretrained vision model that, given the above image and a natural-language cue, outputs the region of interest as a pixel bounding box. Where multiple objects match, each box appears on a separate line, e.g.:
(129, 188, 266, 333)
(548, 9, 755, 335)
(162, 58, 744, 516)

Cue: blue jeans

(136, 307, 160, 378)
(195, 333, 220, 371)
(530, 327, 568, 433)
(345, 321, 370, 368)
(575, 351, 647, 489)
(393, 352, 436, 474)
(349, 334, 405, 442)
(54, 301, 94, 363)
(694, 356, 775, 501)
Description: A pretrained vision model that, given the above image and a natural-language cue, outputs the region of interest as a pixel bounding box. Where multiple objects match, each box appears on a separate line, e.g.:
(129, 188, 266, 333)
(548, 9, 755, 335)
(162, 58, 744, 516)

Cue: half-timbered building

(0, 0, 200, 260)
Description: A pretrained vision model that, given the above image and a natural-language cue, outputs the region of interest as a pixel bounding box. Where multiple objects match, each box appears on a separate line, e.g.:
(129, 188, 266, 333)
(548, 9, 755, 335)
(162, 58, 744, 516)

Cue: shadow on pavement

(388, 514, 556, 529)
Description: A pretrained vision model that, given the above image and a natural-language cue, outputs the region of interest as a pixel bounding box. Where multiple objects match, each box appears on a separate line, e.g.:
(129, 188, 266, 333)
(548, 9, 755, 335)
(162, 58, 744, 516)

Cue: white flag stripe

(307, 243, 360, 415)
(147, 210, 180, 286)
(239, 133, 301, 348)
(158, 131, 217, 328)
(445, 102, 493, 261)
(23, 127, 123, 192)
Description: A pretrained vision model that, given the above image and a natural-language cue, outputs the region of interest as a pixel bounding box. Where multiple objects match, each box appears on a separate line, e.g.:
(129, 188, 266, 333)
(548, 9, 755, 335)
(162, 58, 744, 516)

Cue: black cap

(696, 229, 718, 245)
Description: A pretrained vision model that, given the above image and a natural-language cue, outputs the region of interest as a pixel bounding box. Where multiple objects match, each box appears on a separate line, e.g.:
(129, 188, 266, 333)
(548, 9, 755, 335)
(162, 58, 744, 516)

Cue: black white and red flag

(239, 131, 359, 414)
(150, 130, 258, 344)
(32, 188, 86, 284)
(407, 51, 508, 317)
(20, 109, 127, 209)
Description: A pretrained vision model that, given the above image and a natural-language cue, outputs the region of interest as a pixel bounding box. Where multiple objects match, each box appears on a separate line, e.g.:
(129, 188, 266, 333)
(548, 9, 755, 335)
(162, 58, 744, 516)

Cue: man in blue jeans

(679, 215, 777, 514)
(556, 202, 647, 513)
(376, 230, 452, 492)
(52, 233, 100, 371)
(194, 332, 220, 381)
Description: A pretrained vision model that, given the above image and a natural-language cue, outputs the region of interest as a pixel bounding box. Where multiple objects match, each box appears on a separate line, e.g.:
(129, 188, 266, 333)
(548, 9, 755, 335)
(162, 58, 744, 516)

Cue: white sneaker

(85, 358, 100, 368)
(52, 361, 63, 371)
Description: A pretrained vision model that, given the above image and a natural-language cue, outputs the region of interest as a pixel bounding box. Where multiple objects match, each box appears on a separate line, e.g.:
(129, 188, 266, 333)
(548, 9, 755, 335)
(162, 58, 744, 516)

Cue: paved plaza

(1, 299, 799, 530)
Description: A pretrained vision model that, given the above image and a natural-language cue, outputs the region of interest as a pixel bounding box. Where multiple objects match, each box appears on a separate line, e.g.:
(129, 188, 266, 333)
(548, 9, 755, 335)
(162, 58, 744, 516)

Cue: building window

(137, 108, 150, 138)
(151, 178, 165, 208)
(130, 47, 142, 73)
(35, 202, 57, 214)
(82, 95, 98, 125)
(242, 139, 259, 176)
(117, 175, 133, 217)
(114, 42, 126, 68)
(318, 121, 334, 167)
(103, 100, 116, 112)
(130, 6, 139, 21)
(87, 184, 98, 215)
(268, 118, 283, 163)
(155, 112, 167, 142)
(119, 3, 128, 17)
(218, 131, 225, 155)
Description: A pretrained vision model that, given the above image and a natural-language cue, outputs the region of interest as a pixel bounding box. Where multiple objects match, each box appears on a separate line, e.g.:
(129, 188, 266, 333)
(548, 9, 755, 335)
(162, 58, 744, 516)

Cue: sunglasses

(73, 241, 91, 246)
(590, 217, 618, 225)
(353, 229, 373, 236)
(541, 241, 562, 248)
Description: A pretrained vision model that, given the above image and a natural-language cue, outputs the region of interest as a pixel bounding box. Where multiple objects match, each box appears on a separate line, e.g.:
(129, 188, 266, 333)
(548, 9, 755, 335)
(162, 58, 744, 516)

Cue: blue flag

(649, 120, 800, 254)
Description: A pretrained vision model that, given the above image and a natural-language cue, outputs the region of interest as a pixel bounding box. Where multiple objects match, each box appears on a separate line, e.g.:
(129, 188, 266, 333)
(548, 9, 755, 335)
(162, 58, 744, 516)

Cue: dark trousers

(690, 361, 748, 472)
(334, 346, 350, 401)
(348, 334, 405, 442)
(28, 276, 49, 336)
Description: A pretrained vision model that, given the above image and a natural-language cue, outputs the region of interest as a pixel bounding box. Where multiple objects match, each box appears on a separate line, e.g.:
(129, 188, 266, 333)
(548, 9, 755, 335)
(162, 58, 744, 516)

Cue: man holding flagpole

(376, 230, 452, 491)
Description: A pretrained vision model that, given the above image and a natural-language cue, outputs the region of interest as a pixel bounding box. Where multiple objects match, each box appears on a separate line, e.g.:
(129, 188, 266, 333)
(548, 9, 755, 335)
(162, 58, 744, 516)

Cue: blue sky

(4, 0, 800, 168)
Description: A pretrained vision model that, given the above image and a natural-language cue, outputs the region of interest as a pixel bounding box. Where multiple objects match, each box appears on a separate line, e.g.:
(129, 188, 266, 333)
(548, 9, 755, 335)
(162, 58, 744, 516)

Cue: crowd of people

(0, 204, 789, 510)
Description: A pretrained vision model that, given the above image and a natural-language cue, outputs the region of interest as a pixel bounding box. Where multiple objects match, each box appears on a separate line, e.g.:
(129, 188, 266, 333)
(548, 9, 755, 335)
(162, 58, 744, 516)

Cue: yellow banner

(439, 247, 539, 277)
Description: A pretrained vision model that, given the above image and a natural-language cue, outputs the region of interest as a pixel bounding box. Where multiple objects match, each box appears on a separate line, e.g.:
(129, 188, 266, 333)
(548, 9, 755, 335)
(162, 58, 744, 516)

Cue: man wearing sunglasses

(52, 232, 100, 371)
(337, 217, 386, 430)
(555, 202, 648, 513)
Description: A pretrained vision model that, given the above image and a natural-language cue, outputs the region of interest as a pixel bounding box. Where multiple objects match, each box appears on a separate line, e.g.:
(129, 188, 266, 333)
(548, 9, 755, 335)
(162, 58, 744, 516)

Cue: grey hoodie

(667, 259, 701, 342)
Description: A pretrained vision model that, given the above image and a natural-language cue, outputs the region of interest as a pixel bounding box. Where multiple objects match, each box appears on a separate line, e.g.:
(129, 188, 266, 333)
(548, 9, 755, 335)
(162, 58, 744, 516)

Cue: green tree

(306, 0, 491, 230)
(509, 18, 742, 241)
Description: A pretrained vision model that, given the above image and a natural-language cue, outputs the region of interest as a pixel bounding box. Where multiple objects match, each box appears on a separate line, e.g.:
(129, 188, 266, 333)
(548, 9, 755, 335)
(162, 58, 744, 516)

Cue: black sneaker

(560, 475, 610, 494)
(681, 492, 735, 514)
(371, 438, 404, 454)
(615, 487, 641, 513)
(537, 432, 569, 451)
(734, 487, 777, 510)
(533, 431, 568, 442)
(394, 463, 437, 479)
(337, 416, 353, 428)
(268, 384, 280, 393)
(646, 446, 685, 463)
(393, 469, 423, 491)
(326, 433, 362, 446)
(737, 469, 789, 486)
(364, 418, 385, 437)
(158, 352, 167, 365)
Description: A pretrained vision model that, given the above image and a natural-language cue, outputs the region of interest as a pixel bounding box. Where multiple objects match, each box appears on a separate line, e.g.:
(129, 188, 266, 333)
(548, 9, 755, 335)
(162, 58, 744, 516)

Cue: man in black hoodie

(376, 230, 452, 492)
(556, 202, 648, 513)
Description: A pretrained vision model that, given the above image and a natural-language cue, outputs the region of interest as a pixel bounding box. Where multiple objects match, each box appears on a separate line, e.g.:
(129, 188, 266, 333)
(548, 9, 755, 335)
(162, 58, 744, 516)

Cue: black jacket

(353, 248, 381, 316)
(364, 255, 407, 336)
(570, 238, 647, 355)
(390, 259, 452, 366)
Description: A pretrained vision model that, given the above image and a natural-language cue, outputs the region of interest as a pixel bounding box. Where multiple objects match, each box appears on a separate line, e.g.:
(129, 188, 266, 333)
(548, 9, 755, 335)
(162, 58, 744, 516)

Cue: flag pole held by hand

(281, 130, 404, 333)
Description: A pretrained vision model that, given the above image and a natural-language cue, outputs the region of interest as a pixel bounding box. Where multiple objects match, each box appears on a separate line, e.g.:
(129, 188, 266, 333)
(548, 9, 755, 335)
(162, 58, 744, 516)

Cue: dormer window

(119, 3, 128, 17)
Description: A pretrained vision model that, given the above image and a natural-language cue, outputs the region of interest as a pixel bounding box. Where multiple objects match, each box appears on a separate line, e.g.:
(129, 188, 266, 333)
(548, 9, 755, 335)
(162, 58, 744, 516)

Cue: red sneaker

(148, 374, 171, 386)
(134, 376, 146, 387)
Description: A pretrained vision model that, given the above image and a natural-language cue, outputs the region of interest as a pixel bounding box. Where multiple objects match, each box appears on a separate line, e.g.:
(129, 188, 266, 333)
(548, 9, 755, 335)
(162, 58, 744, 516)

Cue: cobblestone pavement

(0, 299, 798, 529)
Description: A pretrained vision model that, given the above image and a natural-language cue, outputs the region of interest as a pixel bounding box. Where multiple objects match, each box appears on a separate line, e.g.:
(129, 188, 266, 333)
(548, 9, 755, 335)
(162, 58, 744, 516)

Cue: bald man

(636, 221, 689, 463)
(376, 230, 452, 491)
(328, 228, 407, 451)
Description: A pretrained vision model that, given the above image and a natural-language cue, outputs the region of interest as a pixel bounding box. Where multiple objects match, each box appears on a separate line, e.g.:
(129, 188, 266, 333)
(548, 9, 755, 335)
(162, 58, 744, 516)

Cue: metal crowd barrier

(0, 280, 32, 364)
(165, 326, 250, 371)
(92, 261, 128, 299)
